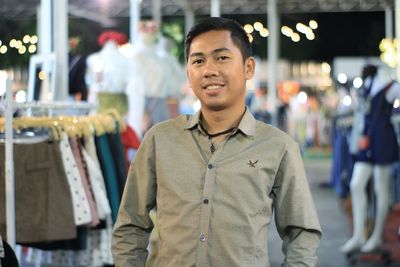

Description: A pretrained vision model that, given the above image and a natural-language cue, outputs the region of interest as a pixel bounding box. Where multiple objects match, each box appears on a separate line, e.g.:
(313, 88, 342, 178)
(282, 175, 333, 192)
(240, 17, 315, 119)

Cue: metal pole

(184, 7, 195, 35)
(396, 0, 400, 80)
(385, 3, 393, 39)
(53, 0, 68, 100)
(130, 0, 141, 45)
(152, 0, 162, 28)
(210, 0, 221, 17)
(267, 0, 279, 126)
(40, 0, 52, 55)
(4, 73, 15, 249)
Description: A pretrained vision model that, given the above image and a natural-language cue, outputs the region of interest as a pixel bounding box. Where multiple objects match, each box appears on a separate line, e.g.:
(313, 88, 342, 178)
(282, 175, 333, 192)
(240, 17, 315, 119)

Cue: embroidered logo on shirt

(247, 160, 258, 167)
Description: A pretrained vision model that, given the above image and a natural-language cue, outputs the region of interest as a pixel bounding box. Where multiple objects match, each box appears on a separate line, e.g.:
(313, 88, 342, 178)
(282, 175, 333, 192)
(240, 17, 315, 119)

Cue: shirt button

(203, 199, 209, 204)
(199, 233, 206, 242)
(207, 164, 213, 169)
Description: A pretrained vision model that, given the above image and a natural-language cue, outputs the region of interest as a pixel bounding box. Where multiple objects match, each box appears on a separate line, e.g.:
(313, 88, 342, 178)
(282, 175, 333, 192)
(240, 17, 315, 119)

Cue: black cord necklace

(199, 122, 235, 154)
(198, 122, 236, 139)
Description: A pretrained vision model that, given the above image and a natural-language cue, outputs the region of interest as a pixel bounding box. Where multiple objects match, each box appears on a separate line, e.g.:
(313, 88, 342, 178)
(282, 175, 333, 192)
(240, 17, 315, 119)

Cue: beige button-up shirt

(112, 109, 322, 267)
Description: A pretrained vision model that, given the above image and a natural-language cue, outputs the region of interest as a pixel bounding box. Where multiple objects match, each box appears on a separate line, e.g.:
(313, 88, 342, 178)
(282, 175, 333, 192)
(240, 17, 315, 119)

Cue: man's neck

(200, 105, 245, 134)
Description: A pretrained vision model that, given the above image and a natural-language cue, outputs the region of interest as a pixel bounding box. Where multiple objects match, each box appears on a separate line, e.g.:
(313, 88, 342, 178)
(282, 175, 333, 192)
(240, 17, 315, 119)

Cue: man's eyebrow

(212, 47, 230, 54)
(189, 52, 204, 58)
(189, 47, 231, 58)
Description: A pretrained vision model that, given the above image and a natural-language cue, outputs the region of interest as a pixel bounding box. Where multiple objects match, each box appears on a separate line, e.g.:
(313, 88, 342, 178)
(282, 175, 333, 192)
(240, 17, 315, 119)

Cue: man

(112, 17, 321, 267)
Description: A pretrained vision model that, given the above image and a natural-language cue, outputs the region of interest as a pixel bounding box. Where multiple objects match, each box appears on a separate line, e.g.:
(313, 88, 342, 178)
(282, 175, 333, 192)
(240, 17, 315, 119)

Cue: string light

(15, 40, 23, 49)
(338, 73, 347, 84)
(9, 39, 16, 48)
(1, 35, 38, 55)
(28, 44, 37, 53)
(247, 33, 254, 43)
(306, 32, 315, 40)
(23, 35, 31, 43)
(244, 24, 254, 34)
(18, 46, 27, 54)
(30, 35, 38, 44)
(253, 22, 263, 31)
(246, 20, 317, 43)
(281, 26, 293, 37)
(309, 20, 318, 29)
(380, 38, 397, 68)
(260, 28, 269, 37)
(38, 71, 46, 80)
(291, 33, 300, 42)
(353, 77, 363, 88)
(322, 62, 331, 74)
(0, 46, 7, 54)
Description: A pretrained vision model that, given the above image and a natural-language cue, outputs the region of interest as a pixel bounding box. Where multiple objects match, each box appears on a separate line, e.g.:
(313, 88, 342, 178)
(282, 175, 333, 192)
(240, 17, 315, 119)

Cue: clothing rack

(4, 80, 96, 250)
(13, 101, 97, 110)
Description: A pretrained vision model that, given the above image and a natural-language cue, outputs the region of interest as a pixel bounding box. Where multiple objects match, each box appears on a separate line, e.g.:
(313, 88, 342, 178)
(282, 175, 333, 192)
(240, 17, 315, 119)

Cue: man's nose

(203, 60, 219, 78)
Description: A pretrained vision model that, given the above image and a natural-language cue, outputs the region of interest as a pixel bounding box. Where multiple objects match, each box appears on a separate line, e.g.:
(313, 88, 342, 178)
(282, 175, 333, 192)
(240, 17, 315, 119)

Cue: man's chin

(202, 103, 226, 112)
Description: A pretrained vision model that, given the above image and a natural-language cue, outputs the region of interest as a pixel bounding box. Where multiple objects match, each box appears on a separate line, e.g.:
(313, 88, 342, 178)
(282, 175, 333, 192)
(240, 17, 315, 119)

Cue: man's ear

(244, 57, 255, 80)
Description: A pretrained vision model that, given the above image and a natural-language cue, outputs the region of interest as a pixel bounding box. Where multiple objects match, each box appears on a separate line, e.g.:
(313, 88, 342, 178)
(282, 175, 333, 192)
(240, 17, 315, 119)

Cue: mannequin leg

(361, 164, 392, 252)
(340, 162, 373, 253)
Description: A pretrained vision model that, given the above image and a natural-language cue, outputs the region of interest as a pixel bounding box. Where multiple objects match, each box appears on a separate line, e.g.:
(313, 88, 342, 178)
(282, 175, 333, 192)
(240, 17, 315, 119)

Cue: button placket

(195, 161, 216, 264)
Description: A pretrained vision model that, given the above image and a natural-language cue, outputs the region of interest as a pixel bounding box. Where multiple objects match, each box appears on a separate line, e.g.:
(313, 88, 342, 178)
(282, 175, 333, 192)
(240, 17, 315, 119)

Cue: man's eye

(217, 56, 229, 61)
(192, 59, 203, 65)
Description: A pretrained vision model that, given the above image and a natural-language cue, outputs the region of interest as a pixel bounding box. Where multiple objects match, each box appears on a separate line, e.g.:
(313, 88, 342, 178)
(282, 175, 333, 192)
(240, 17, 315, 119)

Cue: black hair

(361, 64, 378, 79)
(184, 17, 252, 62)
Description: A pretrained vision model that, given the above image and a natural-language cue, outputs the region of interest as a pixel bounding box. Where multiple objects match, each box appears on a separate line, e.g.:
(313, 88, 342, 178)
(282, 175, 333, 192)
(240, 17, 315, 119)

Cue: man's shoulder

(146, 114, 192, 135)
(254, 120, 297, 146)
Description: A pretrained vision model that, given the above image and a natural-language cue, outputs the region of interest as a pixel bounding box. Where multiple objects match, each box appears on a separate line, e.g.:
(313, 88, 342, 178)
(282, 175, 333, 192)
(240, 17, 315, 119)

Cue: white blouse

(59, 133, 92, 225)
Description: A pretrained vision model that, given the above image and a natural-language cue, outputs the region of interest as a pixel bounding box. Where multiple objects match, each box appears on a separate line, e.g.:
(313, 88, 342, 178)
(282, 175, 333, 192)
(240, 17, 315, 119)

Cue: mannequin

(86, 30, 146, 136)
(341, 65, 400, 253)
(129, 21, 182, 133)
(156, 35, 185, 118)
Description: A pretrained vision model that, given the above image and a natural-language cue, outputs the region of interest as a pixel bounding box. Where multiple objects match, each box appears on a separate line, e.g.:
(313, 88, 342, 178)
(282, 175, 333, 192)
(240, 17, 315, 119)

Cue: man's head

(361, 64, 378, 80)
(185, 17, 255, 113)
(185, 17, 252, 62)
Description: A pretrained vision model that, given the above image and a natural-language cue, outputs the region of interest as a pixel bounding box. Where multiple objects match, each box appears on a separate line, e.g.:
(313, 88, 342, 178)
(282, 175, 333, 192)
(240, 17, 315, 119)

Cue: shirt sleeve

(112, 130, 157, 267)
(271, 141, 322, 267)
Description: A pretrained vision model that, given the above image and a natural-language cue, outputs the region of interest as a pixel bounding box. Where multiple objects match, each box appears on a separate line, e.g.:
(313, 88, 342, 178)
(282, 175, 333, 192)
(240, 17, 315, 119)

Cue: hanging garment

(0, 238, 19, 267)
(357, 86, 399, 164)
(58, 134, 93, 226)
(97, 92, 128, 116)
(329, 126, 354, 198)
(121, 125, 141, 171)
(69, 137, 100, 227)
(0, 140, 76, 243)
(106, 129, 127, 195)
(94, 134, 121, 222)
(81, 148, 111, 220)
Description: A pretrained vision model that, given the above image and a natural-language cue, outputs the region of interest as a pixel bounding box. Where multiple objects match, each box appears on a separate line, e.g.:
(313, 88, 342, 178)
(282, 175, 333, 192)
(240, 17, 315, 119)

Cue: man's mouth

(204, 84, 224, 90)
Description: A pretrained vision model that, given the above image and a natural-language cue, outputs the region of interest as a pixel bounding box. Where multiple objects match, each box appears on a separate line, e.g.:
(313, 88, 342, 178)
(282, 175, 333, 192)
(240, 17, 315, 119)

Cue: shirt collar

(184, 107, 256, 137)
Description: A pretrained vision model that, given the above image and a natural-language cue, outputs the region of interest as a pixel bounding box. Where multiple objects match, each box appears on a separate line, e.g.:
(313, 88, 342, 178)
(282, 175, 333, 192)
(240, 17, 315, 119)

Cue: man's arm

(112, 131, 157, 267)
(271, 141, 322, 267)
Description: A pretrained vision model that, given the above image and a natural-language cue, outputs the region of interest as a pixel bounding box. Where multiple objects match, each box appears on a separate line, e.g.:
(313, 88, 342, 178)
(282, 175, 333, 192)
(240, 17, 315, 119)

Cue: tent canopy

(0, 0, 392, 19)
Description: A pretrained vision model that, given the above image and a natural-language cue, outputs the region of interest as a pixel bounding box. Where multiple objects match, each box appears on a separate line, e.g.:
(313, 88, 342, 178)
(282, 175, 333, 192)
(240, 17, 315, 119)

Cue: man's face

(187, 30, 255, 112)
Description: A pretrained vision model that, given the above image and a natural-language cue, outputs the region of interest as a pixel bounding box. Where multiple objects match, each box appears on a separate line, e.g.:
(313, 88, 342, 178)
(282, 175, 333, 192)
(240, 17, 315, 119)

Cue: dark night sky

(236, 11, 386, 62)
(0, 10, 387, 68)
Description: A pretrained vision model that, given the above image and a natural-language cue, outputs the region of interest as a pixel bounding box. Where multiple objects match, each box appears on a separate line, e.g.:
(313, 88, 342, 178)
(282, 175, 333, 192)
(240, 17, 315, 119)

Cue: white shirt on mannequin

(86, 40, 130, 100)
(86, 40, 146, 137)
(129, 32, 168, 98)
